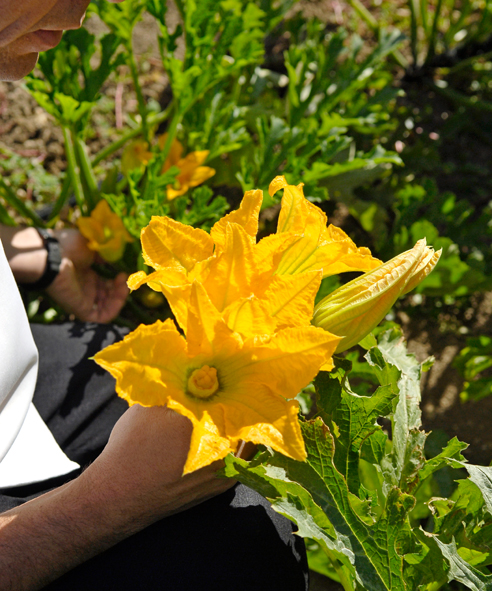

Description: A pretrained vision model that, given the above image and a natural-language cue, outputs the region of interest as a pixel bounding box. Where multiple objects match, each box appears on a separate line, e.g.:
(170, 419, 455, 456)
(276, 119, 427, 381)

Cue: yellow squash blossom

(269, 176, 382, 277)
(159, 134, 215, 200)
(94, 281, 341, 473)
(128, 182, 380, 340)
(121, 139, 153, 174)
(77, 199, 133, 263)
(312, 239, 442, 352)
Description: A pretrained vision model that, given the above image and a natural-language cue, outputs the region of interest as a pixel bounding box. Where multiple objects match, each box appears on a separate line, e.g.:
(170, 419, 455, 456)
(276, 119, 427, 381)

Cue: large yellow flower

(77, 199, 133, 263)
(128, 181, 380, 339)
(159, 134, 216, 200)
(94, 282, 340, 473)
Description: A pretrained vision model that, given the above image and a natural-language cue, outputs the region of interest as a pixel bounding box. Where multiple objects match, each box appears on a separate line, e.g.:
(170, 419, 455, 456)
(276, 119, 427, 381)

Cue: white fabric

(0, 238, 79, 488)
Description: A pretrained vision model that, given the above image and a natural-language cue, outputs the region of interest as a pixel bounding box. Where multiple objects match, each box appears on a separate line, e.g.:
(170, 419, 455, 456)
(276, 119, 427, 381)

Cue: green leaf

(418, 437, 468, 482)
(315, 368, 396, 494)
(435, 538, 492, 590)
(224, 418, 415, 591)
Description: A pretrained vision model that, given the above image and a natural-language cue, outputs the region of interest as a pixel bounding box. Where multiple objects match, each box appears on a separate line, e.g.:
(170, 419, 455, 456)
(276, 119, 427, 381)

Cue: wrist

(18, 229, 62, 291)
(7, 227, 48, 283)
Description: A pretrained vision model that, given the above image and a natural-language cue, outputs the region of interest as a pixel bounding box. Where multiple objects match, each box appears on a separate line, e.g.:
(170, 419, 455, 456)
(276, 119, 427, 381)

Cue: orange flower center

(187, 365, 219, 400)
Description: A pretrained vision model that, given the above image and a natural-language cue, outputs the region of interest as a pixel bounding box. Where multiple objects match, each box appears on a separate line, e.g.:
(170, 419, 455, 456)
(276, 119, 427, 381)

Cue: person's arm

(0, 405, 234, 591)
(0, 224, 128, 322)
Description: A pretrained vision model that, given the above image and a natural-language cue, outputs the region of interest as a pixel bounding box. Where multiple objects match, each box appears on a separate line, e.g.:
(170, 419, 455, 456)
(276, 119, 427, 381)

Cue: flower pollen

(187, 365, 219, 400)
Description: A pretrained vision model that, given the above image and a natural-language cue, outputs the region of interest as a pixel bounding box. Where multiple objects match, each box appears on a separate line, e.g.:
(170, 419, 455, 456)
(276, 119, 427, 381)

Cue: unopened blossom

(312, 239, 441, 352)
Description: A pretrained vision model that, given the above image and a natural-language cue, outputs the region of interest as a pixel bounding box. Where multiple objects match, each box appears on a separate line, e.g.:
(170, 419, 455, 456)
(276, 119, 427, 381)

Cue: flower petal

(188, 166, 216, 189)
(262, 270, 322, 328)
(141, 216, 214, 272)
(221, 385, 306, 461)
(211, 189, 263, 251)
(203, 223, 256, 312)
(220, 325, 341, 400)
(93, 319, 188, 407)
(222, 296, 278, 338)
(402, 247, 442, 295)
(186, 281, 237, 357)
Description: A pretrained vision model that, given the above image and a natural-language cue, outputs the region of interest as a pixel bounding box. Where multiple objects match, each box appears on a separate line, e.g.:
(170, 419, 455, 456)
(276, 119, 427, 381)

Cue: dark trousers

(0, 323, 309, 590)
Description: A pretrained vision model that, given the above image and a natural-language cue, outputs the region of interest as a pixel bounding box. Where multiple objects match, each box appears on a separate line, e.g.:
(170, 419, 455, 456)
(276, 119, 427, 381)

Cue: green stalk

(346, 0, 378, 31)
(74, 135, 98, 211)
(128, 48, 149, 143)
(62, 126, 86, 214)
(425, 578, 447, 591)
(92, 105, 172, 167)
(0, 198, 16, 226)
(320, 546, 353, 591)
(346, 0, 408, 69)
(47, 173, 71, 224)
(0, 177, 45, 227)
(425, 0, 443, 65)
(408, 0, 420, 66)
(431, 82, 492, 113)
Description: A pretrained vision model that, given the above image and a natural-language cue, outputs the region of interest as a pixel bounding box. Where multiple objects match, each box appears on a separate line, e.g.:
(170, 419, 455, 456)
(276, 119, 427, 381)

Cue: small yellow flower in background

(159, 134, 215, 200)
(94, 281, 340, 474)
(121, 139, 153, 174)
(269, 176, 382, 277)
(77, 199, 133, 263)
(312, 239, 441, 353)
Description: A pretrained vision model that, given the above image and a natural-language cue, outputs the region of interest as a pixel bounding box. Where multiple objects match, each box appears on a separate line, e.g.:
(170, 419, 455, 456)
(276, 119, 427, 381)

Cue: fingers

(93, 272, 129, 323)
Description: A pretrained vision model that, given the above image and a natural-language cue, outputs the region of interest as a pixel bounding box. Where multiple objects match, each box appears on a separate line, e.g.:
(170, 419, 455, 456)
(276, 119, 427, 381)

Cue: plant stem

(92, 106, 172, 166)
(62, 126, 86, 215)
(0, 177, 45, 227)
(425, 0, 443, 65)
(47, 173, 71, 224)
(408, 0, 420, 66)
(347, 0, 378, 31)
(425, 578, 447, 591)
(74, 135, 98, 211)
(128, 48, 149, 143)
(321, 546, 353, 591)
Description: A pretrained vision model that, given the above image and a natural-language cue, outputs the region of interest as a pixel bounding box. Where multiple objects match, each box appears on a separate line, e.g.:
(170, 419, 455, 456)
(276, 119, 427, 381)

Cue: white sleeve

(0, 237, 38, 464)
(0, 238, 79, 488)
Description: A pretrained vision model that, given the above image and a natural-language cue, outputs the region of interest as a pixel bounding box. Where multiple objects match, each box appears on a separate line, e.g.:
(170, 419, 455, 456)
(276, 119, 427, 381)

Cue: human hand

(46, 228, 129, 323)
(87, 405, 235, 525)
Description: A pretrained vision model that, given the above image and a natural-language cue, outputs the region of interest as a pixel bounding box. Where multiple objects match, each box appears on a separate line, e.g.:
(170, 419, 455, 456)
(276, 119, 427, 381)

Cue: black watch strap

(20, 229, 62, 291)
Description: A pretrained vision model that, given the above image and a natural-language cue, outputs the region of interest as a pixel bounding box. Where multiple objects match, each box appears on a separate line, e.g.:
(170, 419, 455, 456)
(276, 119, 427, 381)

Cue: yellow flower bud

(312, 239, 441, 353)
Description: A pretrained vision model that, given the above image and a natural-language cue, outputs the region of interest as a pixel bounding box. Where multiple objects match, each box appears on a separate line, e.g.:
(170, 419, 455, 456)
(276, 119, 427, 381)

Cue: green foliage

(224, 331, 492, 590)
(454, 337, 492, 402)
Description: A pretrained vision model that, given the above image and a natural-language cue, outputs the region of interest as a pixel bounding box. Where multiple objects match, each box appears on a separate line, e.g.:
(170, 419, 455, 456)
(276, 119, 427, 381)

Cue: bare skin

(0, 3, 238, 589)
(0, 406, 234, 591)
(1, 225, 129, 322)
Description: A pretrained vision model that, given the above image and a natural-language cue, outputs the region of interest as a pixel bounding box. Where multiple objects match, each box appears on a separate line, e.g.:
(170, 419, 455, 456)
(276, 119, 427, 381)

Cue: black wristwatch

(20, 228, 62, 291)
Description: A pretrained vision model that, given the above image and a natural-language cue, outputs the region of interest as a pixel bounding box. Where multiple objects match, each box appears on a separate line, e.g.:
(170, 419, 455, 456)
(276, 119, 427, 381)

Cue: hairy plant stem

(321, 546, 353, 591)
(62, 126, 86, 215)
